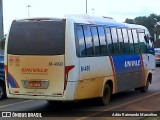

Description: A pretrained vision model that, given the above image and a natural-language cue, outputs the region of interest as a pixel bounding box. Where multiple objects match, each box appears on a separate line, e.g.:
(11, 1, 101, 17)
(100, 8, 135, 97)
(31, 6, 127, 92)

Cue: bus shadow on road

(27, 90, 144, 117)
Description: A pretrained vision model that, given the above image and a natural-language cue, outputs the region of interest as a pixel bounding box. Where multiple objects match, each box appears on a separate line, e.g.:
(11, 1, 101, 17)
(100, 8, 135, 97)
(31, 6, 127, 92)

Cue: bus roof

(13, 15, 147, 29)
(66, 14, 127, 27)
(123, 23, 147, 30)
(65, 14, 147, 29)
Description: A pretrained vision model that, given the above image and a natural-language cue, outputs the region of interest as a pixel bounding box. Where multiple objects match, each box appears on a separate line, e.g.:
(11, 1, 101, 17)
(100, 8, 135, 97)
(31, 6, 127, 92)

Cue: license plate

(29, 81, 41, 87)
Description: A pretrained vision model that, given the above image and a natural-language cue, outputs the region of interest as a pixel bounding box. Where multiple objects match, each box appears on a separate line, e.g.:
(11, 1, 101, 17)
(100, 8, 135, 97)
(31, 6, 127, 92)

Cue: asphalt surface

(0, 67, 160, 120)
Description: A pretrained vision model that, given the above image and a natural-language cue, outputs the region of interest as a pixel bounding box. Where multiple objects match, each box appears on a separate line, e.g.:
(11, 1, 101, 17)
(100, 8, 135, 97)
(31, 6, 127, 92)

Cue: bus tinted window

(128, 30, 134, 53)
(77, 25, 86, 56)
(91, 27, 100, 55)
(105, 28, 113, 54)
(111, 28, 119, 54)
(132, 29, 139, 54)
(122, 29, 130, 54)
(8, 20, 65, 55)
(83, 25, 94, 56)
(138, 32, 146, 53)
(98, 27, 107, 55)
(117, 29, 124, 54)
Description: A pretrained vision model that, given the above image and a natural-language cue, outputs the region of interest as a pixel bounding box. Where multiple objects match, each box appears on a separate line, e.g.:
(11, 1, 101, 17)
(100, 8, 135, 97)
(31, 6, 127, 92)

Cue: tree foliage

(125, 13, 160, 37)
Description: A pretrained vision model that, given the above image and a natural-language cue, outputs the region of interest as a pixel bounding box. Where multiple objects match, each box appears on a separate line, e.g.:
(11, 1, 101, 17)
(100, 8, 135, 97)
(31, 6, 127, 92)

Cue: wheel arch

(101, 79, 114, 96)
(106, 80, 113, 94)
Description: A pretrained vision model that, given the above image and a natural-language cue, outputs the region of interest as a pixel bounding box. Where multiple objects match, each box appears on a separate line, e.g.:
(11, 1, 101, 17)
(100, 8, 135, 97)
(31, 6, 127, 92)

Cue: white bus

(4, 15, 155, 105)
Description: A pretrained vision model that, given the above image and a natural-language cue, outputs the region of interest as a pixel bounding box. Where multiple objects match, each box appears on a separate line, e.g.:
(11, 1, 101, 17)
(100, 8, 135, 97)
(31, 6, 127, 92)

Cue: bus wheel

(140, 78, 150, 93)
(99, 83, 110, 106)
(0, 82, 5, 100)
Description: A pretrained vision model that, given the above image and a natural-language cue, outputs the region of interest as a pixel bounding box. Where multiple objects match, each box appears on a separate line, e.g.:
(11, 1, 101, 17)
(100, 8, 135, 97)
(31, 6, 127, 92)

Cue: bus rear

(5, 18, 67, 99)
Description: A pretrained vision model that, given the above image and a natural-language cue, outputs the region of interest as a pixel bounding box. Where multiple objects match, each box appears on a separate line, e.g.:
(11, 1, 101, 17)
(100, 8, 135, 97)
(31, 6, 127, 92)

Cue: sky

(3, 0, 160, 34)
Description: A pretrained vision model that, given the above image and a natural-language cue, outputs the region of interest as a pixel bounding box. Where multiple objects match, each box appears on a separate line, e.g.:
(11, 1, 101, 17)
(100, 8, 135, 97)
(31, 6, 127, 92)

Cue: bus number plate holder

(28, 81, 41, 87)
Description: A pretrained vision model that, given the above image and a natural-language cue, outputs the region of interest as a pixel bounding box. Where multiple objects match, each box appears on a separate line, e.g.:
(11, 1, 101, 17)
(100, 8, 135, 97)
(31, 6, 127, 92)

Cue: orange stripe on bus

(109, 56, 117, 92)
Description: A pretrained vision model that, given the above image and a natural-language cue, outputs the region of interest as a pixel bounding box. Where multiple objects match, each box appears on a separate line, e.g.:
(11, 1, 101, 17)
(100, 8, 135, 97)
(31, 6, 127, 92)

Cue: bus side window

(76, 25, 86, 56)
(83, 25, 94, 56)
(132, 29, 139, 54)
(105, 28, 113, 55)
(122, 29, 130, 54)
(111, 28, 119, 54)
(90, 26, 100, 56)
(128, 30, 134, 54)
(117, 29, 124, 54)
(138, 32, 146, 53)
(97, 26, 107, 55)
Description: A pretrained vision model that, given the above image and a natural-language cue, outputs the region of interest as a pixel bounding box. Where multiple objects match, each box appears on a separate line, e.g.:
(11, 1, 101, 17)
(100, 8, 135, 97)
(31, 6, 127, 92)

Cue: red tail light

(4, 65, 9, 88)
(156, 55, 160, 58)
(64, 65, 75, 90)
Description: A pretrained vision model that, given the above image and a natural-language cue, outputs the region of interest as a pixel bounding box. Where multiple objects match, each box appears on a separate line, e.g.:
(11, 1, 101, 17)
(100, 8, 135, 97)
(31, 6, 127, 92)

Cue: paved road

(0, 67, 160, 120)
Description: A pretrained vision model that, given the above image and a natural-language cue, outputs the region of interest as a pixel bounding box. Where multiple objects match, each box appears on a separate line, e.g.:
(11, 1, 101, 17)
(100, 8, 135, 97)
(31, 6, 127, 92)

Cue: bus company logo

(124, 60, 141, 67)
(21, 68, 48, 73)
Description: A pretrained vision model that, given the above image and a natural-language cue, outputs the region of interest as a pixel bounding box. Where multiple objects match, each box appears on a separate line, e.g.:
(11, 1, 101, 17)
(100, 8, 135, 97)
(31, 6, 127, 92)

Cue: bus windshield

(8, 20, 65, 55)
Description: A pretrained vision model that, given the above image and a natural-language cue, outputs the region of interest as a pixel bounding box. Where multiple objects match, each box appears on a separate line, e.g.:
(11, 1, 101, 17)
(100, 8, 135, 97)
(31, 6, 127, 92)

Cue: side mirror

(147, 48, 155, 55)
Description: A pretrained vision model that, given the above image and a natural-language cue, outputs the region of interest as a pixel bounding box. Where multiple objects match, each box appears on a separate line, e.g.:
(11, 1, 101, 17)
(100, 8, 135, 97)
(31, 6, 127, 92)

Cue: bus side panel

(75, 56, 115, 100)
(112, 54, 142, 92)
(63, 19, 114, 100)
(74, 76, 115, 100)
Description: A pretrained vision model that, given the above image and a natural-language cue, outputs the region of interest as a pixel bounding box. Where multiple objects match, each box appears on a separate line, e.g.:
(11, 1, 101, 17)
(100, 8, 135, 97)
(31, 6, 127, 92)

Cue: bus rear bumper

(6, 93, 73, 101)
(6, 81, 78, 101)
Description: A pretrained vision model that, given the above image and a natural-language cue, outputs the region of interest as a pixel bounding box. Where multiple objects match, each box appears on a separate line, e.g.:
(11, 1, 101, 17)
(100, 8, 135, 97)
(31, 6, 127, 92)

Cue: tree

(125, 13, 160, 37)
(125, 18, 135, 24)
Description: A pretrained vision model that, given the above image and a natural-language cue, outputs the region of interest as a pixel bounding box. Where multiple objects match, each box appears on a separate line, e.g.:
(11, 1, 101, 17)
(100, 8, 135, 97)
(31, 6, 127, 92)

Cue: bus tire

(140, 78, 150, 93)
(99, 83, 110, 106)
(0, 82, 5, 100)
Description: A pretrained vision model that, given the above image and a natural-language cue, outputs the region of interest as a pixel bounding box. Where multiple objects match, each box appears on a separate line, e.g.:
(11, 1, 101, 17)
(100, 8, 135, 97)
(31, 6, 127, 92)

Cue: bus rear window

(8, 20, 65, 55)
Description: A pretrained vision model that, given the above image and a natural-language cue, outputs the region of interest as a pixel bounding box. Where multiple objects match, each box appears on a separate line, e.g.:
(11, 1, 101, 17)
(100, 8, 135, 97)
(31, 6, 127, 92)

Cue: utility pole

(86, 0, 87, 14)
(27, 5, 31, 17)
(91, 8, 95, 15)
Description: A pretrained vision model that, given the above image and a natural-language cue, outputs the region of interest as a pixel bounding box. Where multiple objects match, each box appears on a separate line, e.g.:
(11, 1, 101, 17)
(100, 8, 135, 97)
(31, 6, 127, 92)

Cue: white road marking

(0, 100, 34, 108)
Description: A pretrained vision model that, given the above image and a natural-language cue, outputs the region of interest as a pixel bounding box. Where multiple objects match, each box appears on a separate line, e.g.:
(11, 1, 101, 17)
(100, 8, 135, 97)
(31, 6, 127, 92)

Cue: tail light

(4, 65, 9, 88)
(156, 55, 160, 59)
(65, 65, 74, 90)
